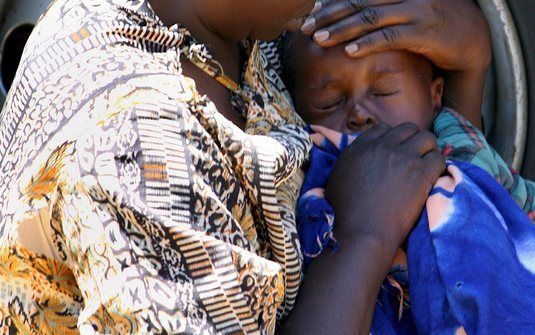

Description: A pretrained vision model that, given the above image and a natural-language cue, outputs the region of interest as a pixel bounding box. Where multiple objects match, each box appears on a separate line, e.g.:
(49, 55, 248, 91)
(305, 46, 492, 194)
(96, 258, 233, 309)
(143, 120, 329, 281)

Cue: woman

(0, 0, 490, 333)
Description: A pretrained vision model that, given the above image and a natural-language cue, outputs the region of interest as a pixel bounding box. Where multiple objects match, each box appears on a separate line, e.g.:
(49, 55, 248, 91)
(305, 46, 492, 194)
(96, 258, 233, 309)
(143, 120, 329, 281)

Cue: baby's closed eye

(315, 96, 344, 112)
(369, 80, 400, 97)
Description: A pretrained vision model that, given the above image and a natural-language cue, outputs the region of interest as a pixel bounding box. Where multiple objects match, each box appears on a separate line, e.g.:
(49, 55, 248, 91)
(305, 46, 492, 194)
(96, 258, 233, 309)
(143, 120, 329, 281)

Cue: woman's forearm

(442, 65, 489, 130)
(279, 232, 398, 335)
(442, 6, 491, 131)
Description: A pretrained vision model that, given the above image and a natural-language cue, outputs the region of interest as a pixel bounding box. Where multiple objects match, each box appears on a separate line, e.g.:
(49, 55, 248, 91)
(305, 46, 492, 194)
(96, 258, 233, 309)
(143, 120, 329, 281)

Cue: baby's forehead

(291, 33, 431, 76)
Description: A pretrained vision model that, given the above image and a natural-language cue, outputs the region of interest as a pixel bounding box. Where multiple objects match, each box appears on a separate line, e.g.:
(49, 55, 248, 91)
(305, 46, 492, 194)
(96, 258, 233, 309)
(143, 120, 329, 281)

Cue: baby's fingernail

(301, 17, 315, 32)
(311, 1, 322, 14)
(345, 43, 359, 55)
(314, 30, 329, 43)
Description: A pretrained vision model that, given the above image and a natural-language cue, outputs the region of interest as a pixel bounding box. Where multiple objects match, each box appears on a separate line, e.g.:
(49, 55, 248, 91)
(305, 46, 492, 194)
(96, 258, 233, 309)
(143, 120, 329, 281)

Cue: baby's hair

(279, 32, 298, 99)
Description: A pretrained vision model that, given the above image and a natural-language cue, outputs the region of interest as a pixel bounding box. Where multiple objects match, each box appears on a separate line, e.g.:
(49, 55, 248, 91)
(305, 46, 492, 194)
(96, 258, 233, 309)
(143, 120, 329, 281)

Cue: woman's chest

(181, 59, 246, 130)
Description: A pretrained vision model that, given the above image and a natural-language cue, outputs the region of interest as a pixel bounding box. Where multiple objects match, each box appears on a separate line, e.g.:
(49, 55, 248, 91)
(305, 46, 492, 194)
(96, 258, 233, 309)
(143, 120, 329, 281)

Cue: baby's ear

(430, 77, 444, 111)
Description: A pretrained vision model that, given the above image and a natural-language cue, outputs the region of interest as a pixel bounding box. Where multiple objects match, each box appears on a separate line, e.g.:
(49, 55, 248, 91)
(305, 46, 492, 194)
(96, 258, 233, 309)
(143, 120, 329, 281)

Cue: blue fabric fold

(297, 126, 355, 269)
(298, 120, 535, 334)
(408, 161, 535, 334)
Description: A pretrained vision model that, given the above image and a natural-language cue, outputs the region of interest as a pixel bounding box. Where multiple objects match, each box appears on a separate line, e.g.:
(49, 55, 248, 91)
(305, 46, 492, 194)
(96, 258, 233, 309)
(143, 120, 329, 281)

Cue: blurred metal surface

(0, 0, 52, 105)
(478, 0, 528, 171)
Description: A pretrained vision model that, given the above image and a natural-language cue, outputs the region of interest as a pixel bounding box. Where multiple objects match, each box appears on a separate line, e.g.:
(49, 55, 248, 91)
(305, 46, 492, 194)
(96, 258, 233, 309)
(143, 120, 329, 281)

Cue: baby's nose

(347, 107, 377, 132)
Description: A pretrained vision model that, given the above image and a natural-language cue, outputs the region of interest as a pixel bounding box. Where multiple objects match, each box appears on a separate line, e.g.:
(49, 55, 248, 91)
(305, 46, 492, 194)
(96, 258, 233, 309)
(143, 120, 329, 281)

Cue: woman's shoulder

(20, 0, 184, 85)
(0, 1, 203, 217)
(4, 0, 193, 124)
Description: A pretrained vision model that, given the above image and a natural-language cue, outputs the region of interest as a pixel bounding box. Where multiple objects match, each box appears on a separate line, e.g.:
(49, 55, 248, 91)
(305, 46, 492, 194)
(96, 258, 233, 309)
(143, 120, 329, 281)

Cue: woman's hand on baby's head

(325, 122, 444, 250)
(302, 0, 491, 73)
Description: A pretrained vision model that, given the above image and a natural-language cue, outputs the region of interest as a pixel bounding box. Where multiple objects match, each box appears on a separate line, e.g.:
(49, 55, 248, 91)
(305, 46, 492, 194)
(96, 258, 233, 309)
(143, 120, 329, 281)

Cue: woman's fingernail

(314, 30, 330, 43)
(311, 1, 322, 14)
(301, 17, 315, 32)
(345, 43, 359, 55)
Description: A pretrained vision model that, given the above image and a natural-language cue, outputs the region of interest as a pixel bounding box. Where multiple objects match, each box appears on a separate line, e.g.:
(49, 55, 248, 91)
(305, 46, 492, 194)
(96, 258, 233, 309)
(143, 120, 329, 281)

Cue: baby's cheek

(390, 98, 435, 130)
(374, 104, 412, 127)
(422, 111, 437, 131)
(409, 110, 435, 130)
(412, 101, 437, 130)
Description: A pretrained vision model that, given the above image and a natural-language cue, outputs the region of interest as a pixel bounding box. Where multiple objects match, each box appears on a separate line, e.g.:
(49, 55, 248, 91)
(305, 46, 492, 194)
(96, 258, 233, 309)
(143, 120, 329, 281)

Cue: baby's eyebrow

(368, 68, 405, 79)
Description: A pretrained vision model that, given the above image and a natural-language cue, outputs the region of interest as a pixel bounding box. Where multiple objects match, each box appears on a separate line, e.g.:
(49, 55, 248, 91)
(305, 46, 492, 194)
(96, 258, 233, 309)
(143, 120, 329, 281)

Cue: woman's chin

(285, 17, 306, 32)
(248, 17, 306, 41)
(249, 28, 285, 41)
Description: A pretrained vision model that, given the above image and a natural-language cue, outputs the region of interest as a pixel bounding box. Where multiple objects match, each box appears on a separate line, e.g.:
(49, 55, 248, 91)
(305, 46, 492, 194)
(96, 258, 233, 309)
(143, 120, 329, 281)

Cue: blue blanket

(298, 125, 535, 334)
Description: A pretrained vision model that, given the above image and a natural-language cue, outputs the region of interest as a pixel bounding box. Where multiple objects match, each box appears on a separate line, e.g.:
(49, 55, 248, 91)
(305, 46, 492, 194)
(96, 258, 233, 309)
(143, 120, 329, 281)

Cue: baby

(281, 32, 535, 334)
(281, 31, 534, 256)
(283, 33, 443, 134)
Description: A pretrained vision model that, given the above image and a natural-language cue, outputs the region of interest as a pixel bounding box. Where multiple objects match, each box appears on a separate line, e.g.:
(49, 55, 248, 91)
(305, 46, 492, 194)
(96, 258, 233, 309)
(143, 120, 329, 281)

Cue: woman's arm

(280, 123, 445, 334)
(281, 233, 399, 334)
(441, 68, 489, 130)
(301, 0, 491, 129)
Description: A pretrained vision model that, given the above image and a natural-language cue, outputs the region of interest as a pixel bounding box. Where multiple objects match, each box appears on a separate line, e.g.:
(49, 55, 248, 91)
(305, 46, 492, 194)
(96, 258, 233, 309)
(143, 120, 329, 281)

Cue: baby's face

(290, 36, 444, 133)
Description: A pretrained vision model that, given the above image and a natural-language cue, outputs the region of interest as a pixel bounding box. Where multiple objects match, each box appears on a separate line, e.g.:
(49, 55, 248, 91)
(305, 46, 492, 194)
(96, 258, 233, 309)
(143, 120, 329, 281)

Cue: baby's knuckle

(360, 7, 381, 25)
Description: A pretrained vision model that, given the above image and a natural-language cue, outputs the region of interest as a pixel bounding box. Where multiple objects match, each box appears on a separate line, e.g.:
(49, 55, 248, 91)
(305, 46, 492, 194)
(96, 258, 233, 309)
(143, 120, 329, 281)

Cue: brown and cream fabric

(0, 0, 311, 333)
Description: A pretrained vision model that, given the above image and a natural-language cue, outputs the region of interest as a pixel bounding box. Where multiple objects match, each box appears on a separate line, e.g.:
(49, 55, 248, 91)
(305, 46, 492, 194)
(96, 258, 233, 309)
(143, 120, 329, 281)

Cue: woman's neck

(148, 0, 246, 129)
(148, 0, 242, 82)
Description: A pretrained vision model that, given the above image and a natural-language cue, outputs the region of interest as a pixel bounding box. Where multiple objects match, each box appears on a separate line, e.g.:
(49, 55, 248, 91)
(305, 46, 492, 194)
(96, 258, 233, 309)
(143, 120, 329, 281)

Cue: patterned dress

(0, 0, 311, 334)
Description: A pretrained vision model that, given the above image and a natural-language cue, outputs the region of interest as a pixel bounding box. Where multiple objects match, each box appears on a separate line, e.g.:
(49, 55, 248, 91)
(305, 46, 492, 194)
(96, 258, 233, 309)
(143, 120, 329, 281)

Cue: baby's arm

(434, 108, 535, 218)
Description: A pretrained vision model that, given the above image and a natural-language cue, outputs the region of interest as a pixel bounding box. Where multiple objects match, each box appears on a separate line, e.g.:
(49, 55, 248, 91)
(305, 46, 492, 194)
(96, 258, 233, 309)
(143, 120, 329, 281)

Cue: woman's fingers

(305, 0, 491, 75)
(310, 0, 324, 14)
(310, 4, 411, 48)
(381, 122, 420, 145)
(344, 24, 416, 56)
(302, 0, 403, 34)
(354, 122, 391, 142)
(302, 0, 349, 32)
(422, 150, 446, 184)
(326, 121, 445, 247)
(358, 124, 437, 157)
(401, 129, 438, 157)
